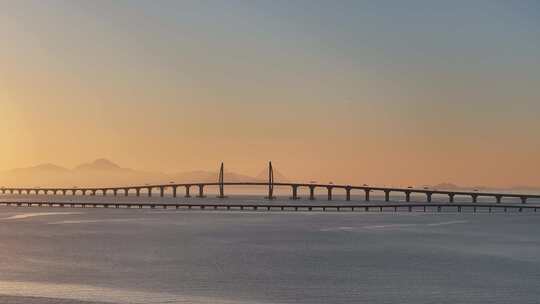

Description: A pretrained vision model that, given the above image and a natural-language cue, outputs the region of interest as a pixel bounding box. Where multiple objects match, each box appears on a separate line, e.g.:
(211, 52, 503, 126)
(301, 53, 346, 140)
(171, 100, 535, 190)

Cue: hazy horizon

(2, 1, 539, 187)
(0, 157, 538, 190)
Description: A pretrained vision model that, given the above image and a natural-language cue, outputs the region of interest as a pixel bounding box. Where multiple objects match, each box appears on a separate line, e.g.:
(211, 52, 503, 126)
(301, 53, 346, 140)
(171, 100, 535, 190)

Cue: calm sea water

(0, 203, 539, 303)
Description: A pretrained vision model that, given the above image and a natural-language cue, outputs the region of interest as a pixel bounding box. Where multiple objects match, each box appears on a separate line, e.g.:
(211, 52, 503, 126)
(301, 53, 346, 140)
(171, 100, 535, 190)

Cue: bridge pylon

(267, 161, 275, 200)
(217, 162, 226, 198)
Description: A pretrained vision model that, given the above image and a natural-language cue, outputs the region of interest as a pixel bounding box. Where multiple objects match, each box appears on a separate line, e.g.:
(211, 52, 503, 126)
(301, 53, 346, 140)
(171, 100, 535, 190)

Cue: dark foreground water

(0, 206, 539, 304)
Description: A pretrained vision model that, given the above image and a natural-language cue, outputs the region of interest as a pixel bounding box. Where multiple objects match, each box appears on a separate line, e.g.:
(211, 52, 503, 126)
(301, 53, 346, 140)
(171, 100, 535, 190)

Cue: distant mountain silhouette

(9, 163, 70, 174)
(75, 158, 124, 171)
(171, 170, 263, 183)
(0, 159, 287, 188)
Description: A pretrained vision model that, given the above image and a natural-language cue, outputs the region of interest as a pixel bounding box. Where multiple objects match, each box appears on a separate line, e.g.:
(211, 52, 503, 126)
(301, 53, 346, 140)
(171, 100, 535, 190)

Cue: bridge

(0, 201, 538, 214)
(1, 162, 539, 205)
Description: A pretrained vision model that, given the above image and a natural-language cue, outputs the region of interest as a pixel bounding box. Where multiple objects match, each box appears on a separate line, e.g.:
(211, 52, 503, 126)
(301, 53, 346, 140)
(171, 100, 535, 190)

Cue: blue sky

(1, 1, 539, 186)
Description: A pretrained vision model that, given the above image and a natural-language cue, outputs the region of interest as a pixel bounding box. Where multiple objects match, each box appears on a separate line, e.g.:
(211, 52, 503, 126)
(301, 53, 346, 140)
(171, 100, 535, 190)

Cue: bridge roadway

(0, 200, 538, 213)
(2, 182, 540, 204)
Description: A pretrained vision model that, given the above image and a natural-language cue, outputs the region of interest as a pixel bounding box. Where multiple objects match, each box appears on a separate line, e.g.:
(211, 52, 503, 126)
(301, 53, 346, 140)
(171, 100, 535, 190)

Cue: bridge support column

(346, 187, 351, 201)
(472, 194, 477, 203)
(405, 191, 411, 202)
(124, 188, 129, 196)
(136, 189, 140, 197)
(197, 185, 205, 198)
(218, 162, 226, 198)
(495, 195, 502, 204)
(113, 189, 117, 196)
(521, 197, 527, 204)
(91, 190, 96, 196)
(266, 162, 275, 200)
(290, 186, 299, 200)
(160, 187, 164, 197)
(426, 192, 432, 203)
(327, 187, 333, 201)
(364, 190, 370, 202)
(449, 194, 455, 203)
(102, 189, 107, 196)
(172, 187, 177, 198)
(309, 186, 315, 200)
(384, 190, 390, 202)
(148, 188, 152, 197)
(185, 186, 191, 198)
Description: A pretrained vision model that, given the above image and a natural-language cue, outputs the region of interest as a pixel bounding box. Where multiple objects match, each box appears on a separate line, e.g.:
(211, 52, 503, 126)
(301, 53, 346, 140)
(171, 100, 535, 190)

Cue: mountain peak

(20, 163, 68, 172)
(75, 159, 122, 171)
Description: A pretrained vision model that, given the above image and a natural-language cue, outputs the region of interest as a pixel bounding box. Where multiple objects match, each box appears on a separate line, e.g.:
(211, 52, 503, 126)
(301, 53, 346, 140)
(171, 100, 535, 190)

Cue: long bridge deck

(1, 201, 539, 213)
(2, 181, 540, 204)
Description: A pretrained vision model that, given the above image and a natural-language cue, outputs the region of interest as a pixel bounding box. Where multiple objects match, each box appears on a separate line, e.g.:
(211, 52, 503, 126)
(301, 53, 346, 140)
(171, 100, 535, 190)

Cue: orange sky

(1, 2, 539, 188)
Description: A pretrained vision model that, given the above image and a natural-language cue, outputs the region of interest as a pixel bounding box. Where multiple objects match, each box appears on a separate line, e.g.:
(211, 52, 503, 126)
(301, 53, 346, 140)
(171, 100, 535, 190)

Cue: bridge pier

(405, 191, 411, 202)
(472, 194, 478, 203)
(185, 186, 191, 198)
(102, 189, 107, 196)
(346, 187, 351, 201)
(113, 189, 118, 196)
(91, 190, 96, 196)
(160, 187, 164, 198)
(496, 195, 502, 204)
(124, 188, 129, 196)
(290, 185, 299, 200)
(136, 188, 140, 197)
(426, 192, 432, 203)
(197, 185, 205, 198)
(148, 187, 153, 197)
(449, 194, 455, 203)
(521, 197, 527, 204)
(364, 189, 370, 202)
(384, 190, 390, 202)
(172, 186, 177, 198)
(327, 187, 333, 201)
(309, 186, 316, 200)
